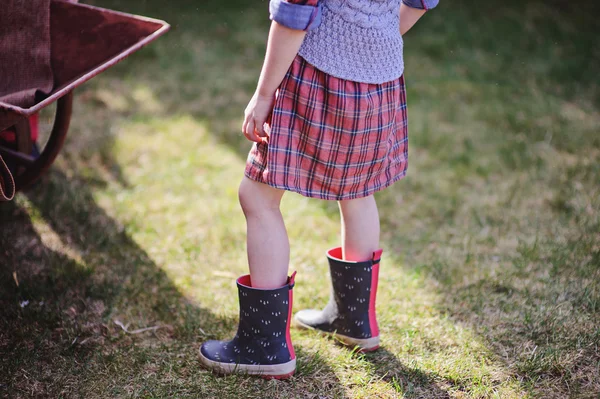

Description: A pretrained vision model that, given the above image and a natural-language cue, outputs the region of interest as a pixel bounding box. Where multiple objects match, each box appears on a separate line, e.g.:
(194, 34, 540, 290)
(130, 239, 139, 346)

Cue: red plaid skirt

(245, 56, 408, 200)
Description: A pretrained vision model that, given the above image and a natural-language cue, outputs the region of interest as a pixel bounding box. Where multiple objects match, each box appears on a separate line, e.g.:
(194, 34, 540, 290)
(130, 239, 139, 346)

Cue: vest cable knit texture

(299, 0, 404, 84)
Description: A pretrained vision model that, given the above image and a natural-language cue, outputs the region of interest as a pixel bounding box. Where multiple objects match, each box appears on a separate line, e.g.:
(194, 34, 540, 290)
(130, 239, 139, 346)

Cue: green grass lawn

(1, 0, 599, 397)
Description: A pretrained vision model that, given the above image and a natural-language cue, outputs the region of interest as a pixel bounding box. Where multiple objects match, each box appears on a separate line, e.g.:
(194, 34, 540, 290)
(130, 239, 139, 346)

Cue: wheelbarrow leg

(14, 117, 33, 175)
(14, 91, 73, 191)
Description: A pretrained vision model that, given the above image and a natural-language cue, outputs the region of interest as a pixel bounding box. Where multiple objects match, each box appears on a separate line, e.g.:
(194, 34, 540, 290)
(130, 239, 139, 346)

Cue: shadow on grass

(294, 346, 348, 399)
(361, 348, 450, 398)
(0, 170, 222, 395)
(0, 169, 348, 397)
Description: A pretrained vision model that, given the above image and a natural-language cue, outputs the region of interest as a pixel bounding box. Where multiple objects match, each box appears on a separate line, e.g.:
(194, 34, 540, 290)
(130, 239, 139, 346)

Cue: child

(199, 0, 439, 379)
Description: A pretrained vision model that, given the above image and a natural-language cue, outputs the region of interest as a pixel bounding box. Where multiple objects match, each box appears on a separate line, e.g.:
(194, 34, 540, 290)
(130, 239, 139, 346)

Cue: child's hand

(242, 92, 275, 143)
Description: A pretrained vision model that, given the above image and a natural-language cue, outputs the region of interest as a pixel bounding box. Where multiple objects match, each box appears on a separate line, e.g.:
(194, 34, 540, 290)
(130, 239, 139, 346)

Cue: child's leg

(338, 195, 380, 261)
(199, 177, 295, 378)
(238, 176, 289, 288)
(293, 194, 382, 351)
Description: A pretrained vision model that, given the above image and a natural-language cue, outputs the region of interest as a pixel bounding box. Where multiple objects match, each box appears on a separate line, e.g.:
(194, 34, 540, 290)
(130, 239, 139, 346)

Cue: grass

(1, 0, 599, 397)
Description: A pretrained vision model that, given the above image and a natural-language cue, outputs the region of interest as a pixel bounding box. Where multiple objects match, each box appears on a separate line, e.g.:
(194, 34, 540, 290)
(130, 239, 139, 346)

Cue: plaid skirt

(245, 56, 408, 201)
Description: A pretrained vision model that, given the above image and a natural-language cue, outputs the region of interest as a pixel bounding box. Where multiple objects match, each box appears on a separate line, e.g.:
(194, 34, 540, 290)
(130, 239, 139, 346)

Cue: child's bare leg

(338, 195, 380, 261)
(238, 176, 289, 288)
(294, 194, 381, 351)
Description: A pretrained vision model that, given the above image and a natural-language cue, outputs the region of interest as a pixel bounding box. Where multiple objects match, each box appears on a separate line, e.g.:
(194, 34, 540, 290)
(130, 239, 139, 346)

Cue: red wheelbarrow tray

(0, 0, 170, 131)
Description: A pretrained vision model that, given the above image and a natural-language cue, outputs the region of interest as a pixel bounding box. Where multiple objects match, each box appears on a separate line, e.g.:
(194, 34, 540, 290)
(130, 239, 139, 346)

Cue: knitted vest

(298, 0, 403, 84)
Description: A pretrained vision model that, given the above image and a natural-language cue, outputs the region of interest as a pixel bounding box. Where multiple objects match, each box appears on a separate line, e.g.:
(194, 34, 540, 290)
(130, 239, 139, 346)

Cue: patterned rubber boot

(199, 272, 297, 379)
(294, 247, 382, 352)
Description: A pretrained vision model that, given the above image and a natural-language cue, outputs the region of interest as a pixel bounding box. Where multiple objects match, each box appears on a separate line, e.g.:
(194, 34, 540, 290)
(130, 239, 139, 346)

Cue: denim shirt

(270, 0, 439, 32)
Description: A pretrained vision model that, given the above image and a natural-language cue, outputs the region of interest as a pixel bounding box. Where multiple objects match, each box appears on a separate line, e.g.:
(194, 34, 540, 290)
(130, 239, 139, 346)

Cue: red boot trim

(237, 273, 296, 290)
(237, 274, 252, 287)
(327, 247, 344, 261)
(327, 246, 379, 264)
(372, 249, 383, 264)
(368, 249, 382, 338)
(327, 246, 365, 263)
(288, 271, 297, 287)
(286, 271, 296, 360)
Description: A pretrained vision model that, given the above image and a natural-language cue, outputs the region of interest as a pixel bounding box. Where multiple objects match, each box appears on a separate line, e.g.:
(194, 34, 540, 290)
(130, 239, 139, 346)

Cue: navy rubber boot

(294, 247, 382, 352)
(199, 272, 297, 379)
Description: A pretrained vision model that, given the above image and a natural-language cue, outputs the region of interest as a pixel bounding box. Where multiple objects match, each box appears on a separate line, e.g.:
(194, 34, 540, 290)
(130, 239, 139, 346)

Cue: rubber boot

(294, 247, 382, 352)
(199, 272, 297, 379)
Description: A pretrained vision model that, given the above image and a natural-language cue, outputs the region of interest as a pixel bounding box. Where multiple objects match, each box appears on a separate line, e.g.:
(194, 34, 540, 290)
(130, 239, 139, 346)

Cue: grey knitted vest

(298, 0, 403, 84)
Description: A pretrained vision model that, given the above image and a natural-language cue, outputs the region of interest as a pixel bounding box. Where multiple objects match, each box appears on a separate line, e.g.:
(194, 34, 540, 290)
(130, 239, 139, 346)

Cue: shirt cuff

(401, 0, 439, 10)
(269, 0, 323, 31)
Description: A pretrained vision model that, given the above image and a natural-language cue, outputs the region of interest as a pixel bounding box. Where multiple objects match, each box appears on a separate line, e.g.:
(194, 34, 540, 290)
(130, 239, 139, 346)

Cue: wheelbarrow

(0, 0, 169, 201)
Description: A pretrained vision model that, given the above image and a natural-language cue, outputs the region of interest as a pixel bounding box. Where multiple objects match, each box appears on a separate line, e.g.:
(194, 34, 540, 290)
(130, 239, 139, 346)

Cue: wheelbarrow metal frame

(0, 1, 170, 131)
(0, 0, 170, 191)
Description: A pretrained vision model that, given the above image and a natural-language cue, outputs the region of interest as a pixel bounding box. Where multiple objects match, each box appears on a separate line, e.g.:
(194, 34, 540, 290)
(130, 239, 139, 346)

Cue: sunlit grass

(1, 0, 598, 397)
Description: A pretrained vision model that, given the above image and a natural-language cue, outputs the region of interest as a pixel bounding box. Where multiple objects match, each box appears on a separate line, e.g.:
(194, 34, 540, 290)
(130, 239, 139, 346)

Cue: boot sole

(199, 349, 296, 380)
(294, 316, 380, 352)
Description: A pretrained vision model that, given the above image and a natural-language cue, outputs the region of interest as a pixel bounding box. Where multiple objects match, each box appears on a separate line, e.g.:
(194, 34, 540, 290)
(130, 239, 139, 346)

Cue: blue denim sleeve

(401, 0, 439, 10)
(269, 0, 323, 31)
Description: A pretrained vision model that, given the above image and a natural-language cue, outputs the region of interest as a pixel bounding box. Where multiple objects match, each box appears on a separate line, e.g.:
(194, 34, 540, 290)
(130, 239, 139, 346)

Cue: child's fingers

(243, 119, 257, 142)
(254, 118, 267, 138)
(242, 114, 250, 135)
(243, 119, 262, 143)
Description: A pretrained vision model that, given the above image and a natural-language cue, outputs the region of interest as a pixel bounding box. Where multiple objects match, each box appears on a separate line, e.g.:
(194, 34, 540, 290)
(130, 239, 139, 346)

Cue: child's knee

(238, 177, 282, 216)
(238, 178, 254, 214)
